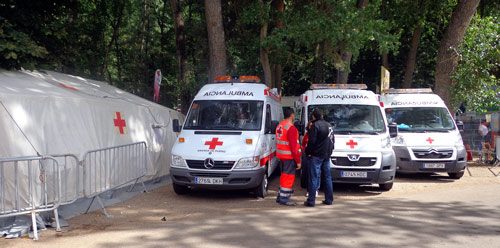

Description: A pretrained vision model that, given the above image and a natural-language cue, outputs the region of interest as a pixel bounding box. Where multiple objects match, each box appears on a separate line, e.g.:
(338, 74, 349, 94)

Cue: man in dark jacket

(304, 108, 334, 207)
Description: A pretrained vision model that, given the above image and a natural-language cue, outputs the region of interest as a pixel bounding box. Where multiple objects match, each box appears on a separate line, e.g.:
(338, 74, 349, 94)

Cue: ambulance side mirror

(172, 119, 182, 132)
(456, 121, 464, 133)
(294, 121, 305, 135)
(268, 120, 279, 134)
(388, 122, 398, 138)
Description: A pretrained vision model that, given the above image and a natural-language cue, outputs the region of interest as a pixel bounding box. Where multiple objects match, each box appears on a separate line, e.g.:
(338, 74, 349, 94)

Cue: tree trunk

(271, 0, 284, 94)
(204, 0, 227, 83)
(103, 2, 125, 84)
(336, 0, 368, 84)
(314, 41, 325, 84)
(380, 0, 389, 69)
(258, 0, 272, 86)
(402, 26, 422, 88)
(434, 0, 480, 108)
(272, 64, 282, 94)
(336, 51, 352, 84)
(170, 0, 191, 114)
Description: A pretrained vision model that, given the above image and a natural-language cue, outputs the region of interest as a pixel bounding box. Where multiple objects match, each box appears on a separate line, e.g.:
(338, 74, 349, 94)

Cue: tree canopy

(0, 0, 498, 112)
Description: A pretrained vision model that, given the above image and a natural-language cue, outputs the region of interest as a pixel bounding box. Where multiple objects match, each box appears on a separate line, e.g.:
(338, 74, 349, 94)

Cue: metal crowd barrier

(82, 142, 148, 217)
(0, 156, 61, 240)
(51, 154, 81, 205)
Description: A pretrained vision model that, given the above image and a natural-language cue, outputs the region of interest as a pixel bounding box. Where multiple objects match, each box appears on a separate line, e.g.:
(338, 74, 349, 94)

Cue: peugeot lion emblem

(347, 154, 360, 162)
(204, 158, 215, 169)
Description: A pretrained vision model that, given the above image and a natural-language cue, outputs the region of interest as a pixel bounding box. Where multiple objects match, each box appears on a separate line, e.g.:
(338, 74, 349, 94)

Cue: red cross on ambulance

(205, 138, 223, 150)
(346, 139, 358, 149)
(426, 137, 434, 144)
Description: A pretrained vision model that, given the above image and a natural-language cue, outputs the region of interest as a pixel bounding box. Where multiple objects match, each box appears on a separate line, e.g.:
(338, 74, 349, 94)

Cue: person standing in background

(304, 108, 334, 207)
(275, 108, 302, 206)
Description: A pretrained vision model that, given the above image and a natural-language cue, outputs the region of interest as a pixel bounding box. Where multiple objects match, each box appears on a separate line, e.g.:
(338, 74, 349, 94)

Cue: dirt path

(2, 165, 499, 247)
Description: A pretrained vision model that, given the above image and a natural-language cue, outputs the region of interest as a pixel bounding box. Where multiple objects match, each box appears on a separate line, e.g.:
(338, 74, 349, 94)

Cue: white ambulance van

(295, 84, 398, 190)
(170, 76, 282, 198)
(380, 89, 467, 179)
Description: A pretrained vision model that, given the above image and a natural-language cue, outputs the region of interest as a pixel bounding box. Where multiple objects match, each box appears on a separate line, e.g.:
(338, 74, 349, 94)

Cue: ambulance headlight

(171, 155, 187, 168)
(455, 134, 465, 147)
(234, 156, 260, 169)
(381, 136, 391, 149)
(392, 136, 406, 146)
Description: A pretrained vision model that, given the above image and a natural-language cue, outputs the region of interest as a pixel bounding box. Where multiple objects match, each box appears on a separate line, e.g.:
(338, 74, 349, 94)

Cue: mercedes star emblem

(204, 158, 215, 169)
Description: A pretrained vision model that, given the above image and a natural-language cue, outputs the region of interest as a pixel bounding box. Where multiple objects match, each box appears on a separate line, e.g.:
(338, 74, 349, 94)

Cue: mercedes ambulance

(295, 84, 398, 190)
(170, 76, 282, 198)
(380, 89, 466, 179)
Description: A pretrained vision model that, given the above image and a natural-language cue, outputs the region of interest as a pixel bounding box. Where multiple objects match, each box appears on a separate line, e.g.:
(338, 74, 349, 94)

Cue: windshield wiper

(207, 125, 243, 130)
(423, 129, 451, 133)
(349, 130, 379, 135)
(335, 131, 352, 135)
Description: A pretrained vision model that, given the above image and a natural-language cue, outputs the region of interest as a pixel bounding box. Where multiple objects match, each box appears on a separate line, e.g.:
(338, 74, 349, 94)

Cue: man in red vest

(275, 108, 301, 206)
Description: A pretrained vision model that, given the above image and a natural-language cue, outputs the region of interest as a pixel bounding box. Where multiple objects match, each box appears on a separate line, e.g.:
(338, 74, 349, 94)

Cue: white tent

(0, 69, 182, 213)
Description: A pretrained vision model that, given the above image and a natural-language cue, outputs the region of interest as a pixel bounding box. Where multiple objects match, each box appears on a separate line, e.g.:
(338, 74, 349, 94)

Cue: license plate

(341, 171, 368, 178)
(424, 163, 445, 169)
(195, 177, 223, 185)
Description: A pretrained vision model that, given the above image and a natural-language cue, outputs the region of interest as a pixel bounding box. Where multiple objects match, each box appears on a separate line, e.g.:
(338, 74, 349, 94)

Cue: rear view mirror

(172, 119, 182, 132)
(294, 121, 305, 135)
(456, 121, 464, 133)
(388, 122, 398, 138)
(269, 120, 279, 134)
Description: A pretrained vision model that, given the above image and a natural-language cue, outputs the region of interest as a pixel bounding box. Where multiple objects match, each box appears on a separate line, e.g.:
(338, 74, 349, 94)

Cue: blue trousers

(306, 157, 334, 206)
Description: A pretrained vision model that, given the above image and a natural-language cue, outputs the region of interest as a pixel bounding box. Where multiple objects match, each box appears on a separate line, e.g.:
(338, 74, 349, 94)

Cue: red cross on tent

(426, 137, 434, 144)
(205, 138, 223, 150)
(114, 112, 127, 134)
(346, 139, 358, 149)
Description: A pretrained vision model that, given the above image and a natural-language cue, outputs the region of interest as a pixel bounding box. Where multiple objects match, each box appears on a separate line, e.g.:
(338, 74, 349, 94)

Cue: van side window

(301, 107, 305, 124)
(266, 104, 272, 128)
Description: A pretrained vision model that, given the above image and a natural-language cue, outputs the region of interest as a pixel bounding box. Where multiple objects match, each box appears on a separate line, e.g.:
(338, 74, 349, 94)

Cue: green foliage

(265, 0, 400, 71)
(0, 17, 48, 69)
(0, 0, 497, 109)
(452, 16, 500, 112)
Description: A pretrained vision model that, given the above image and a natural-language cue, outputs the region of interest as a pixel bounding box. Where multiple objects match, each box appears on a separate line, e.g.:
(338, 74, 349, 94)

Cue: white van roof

(194, 79, 280, 103)
(300, 84, 378, 106)
(381, 90, 447, 108)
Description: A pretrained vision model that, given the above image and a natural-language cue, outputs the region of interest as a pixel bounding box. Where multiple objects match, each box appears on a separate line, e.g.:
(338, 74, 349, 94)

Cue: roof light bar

(383, 88, 433, 94)
(213, 75, 262, 84)
(310, 84, 367, 90)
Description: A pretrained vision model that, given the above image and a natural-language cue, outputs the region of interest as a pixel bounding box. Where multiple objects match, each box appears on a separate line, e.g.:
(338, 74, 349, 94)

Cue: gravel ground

(2, 164, 499, 247)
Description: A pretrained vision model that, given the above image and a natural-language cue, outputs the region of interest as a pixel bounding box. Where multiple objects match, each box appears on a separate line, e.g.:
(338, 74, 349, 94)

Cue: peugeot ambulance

(170, 76, 282, 197)
(295, 84, 398, 190)
(380, 89, 466, 179)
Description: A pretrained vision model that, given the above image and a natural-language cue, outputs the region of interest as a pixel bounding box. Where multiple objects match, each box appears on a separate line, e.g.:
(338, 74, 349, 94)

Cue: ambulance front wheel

(448, 171, 464, 179)
(254, 171, 268, 198)
(379, 182, 393, 191)
(173, 183, 191, 195)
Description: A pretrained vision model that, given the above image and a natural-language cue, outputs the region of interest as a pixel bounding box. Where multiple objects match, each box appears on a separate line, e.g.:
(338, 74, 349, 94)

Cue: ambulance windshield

(184, 100, 264, 130)
(385, 107, 455, 132)
(308, 105, 386, 134)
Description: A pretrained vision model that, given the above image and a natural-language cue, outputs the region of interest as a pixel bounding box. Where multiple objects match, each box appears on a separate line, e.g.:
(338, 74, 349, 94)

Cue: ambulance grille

(331, 157, 376, 166)
(413, 149, 453, 159)
(186, 160, 235, 170)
